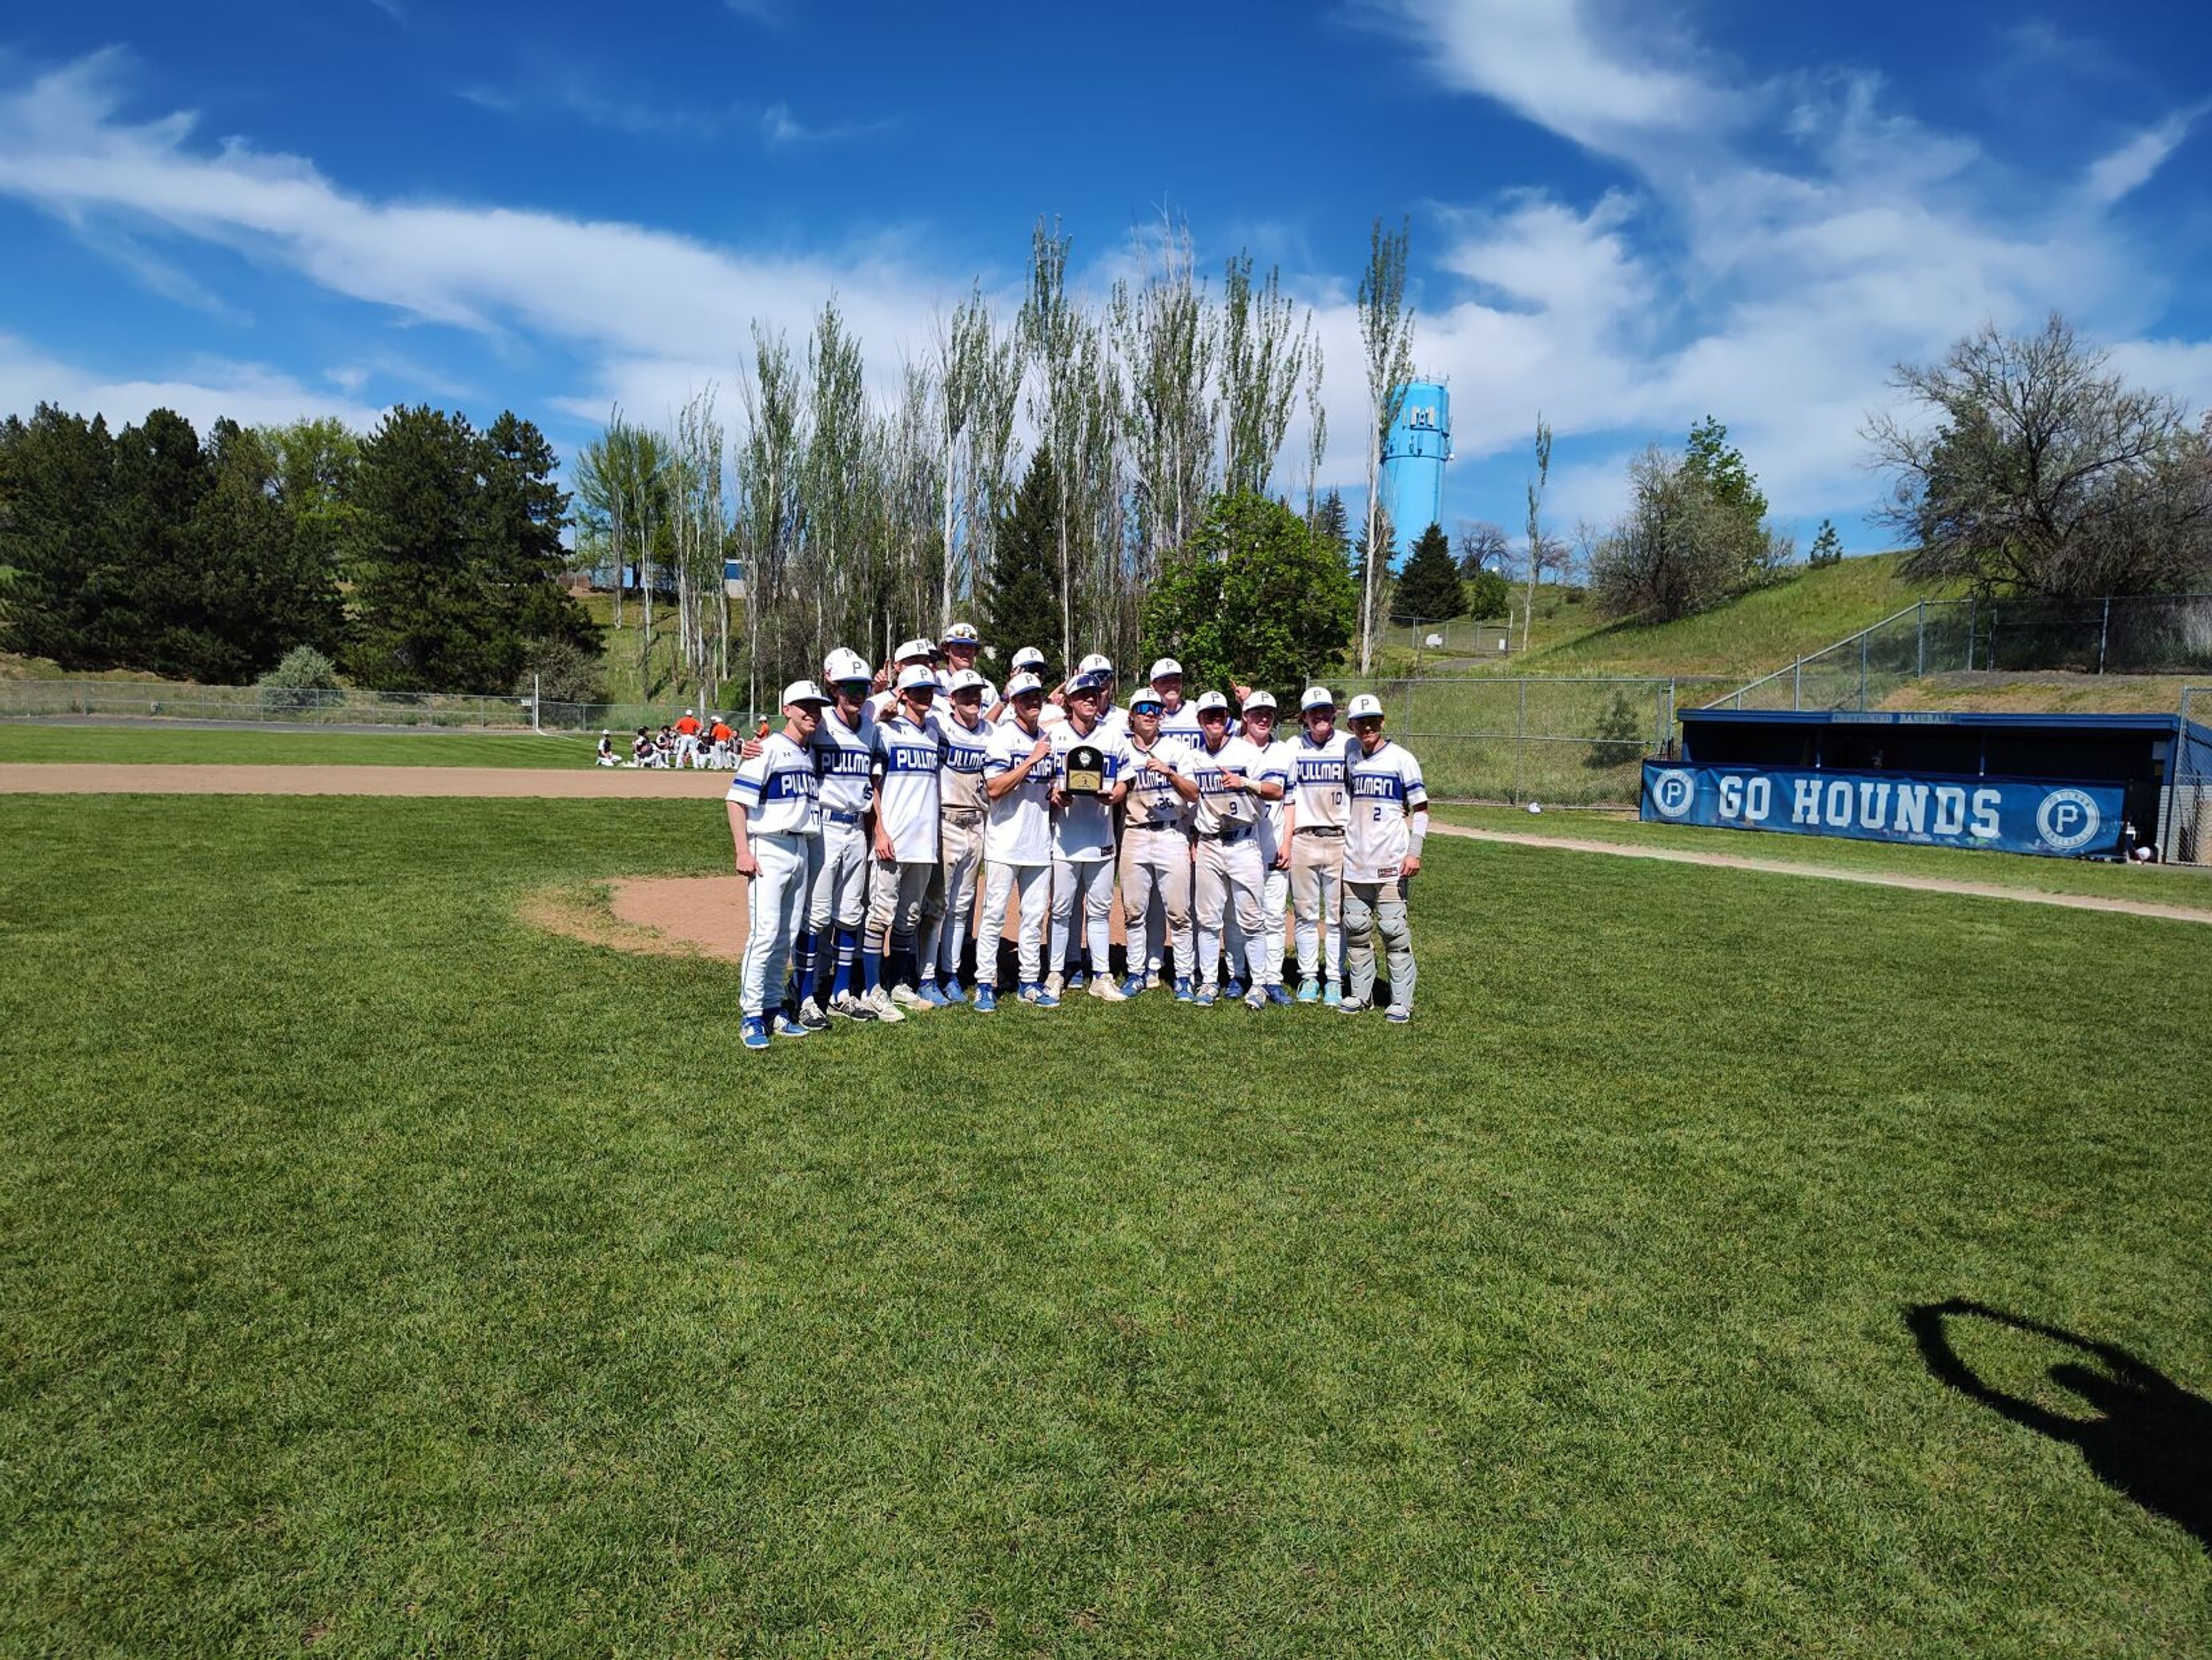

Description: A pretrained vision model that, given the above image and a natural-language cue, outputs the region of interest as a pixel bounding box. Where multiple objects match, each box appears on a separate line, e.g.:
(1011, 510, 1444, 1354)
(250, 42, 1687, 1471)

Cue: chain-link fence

(2166, 686, 2212, 865)
(1710, 594, 2212, 712)
(0, 678, 767, 736)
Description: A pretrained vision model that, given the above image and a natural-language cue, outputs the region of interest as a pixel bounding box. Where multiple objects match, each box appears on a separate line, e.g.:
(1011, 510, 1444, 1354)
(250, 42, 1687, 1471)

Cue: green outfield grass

(0, 723, 597, 767)
(1433, 804, 2212, 913)
(3, 796, 2208, 1656)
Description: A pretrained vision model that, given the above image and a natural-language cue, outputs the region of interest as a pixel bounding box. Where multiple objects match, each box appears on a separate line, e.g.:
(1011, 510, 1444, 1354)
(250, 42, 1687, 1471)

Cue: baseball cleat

(1118, 973, 1147, 999)
(1194, 986, 1217, 1007)
(1032, 985, 1060, 1008)
(1296, 979, 1320, 1003)
(1044, 971, 1065, 1000)
(864, 986, 906, 1023)
(1088, 976, 1127, 1003)
(1173, 978, 1195, 1003)
(1244, 989, 1267, 1011)
(1145, 967, 1162, 990)
(830, 992, 876, 1023)
(1225, 978, 1245, 1001)
(1266, 984, 1294, 1006)
(797, 1002, 830, 1032)
(1066, 969, 1088, 992)
(891, 983, 933, 1012)
(972, 985, 998, 1013)
(916, 981, 952, 1008)
(1323, 984, 1342, 1008)
(740, 1017, 770, 1051)
(1336, 997, 1368, 1015)
(1385, 1007, 1411, 1024)
(773, 1014, 812, 1039)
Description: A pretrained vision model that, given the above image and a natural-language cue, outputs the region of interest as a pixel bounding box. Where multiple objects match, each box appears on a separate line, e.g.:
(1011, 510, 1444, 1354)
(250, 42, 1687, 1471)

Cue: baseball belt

(1294, 826, 1344, 837)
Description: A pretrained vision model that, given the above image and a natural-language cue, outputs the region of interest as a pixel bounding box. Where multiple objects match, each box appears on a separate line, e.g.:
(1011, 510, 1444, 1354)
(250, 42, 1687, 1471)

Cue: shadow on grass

(1906, 1298, 2212, 1552)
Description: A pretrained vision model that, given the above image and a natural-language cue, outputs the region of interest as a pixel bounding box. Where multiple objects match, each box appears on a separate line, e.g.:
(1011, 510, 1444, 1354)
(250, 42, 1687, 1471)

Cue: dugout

(1657, 709, 2212, 861)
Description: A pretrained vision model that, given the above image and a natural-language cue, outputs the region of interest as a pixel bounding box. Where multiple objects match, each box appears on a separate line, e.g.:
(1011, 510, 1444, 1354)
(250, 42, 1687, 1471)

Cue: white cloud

(0, 332, 382, 433)
(2082, 105, 2205, 207)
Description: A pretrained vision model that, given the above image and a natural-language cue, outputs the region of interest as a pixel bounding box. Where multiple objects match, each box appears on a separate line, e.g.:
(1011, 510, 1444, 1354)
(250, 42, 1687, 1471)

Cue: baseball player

(675, 707, 703, 767)
(1180, 690, 1282, 1008)
(866, 664, 946, 1015)
(1044, 670, 1132, 1001)
(989, 648, 1048, 721)
(869, 639, 936, 721)
(930, 667, 995, 997)
(1284, 686, 1357, 1004)
(1119, 685, 1197, 999)
(1340, 694, 1429, 1023)
(939, 622, 997, 704)
(794, 649, 881, 1027)
(1240, 691, 1297, 1004)
(727, 681, 829, 1052)
(1148, 658, 1206, 746)
(974, 671, 1058, 1010)
(595, 730, 617, 766)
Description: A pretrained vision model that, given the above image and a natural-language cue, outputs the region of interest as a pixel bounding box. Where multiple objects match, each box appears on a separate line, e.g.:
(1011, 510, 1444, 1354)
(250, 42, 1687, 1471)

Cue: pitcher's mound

(523, 876, 751, 961)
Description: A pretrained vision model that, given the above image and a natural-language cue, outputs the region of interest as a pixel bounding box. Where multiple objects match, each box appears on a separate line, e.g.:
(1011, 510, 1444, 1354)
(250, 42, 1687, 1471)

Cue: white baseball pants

(937, 811, 986, 982)
(806, 815, 869, 933)
(976, 861, 1050, 989)
(739, 831, 810, 1017)
(1120, 824, 1191, 978)
(1344, 876, 1415, 1014)
(1048, 855, 1116, 977)
(1290, 831, 1345, 985)
(1192, 833, 1263, 993)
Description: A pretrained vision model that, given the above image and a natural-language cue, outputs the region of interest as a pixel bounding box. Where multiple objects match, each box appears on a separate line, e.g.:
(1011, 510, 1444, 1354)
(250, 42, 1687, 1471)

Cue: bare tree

(1302, 346, 1327, 523)
(1357, 217, 1415, 675)
(1521, 414, 1552, 656)
(804, 298, 870, 666)
(933, 283, 1020, 630)
(1219, 250, 1312, 498)
(1111, 211, 1216, 573)
(734, 324, 805, 711)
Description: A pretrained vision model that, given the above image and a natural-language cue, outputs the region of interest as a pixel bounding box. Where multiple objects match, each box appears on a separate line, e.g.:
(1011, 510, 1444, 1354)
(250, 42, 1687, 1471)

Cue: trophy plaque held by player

(1066, 744, 1106, 796)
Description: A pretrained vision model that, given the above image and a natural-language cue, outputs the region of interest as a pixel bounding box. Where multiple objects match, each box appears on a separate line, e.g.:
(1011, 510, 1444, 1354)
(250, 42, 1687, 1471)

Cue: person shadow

(1905, 1298, 2212, 1552)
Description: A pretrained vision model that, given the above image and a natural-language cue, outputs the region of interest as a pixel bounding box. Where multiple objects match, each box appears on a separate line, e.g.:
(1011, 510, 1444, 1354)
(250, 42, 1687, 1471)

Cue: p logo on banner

(2035, 787, 2103, 852)
(1649, 769, 1697, 820)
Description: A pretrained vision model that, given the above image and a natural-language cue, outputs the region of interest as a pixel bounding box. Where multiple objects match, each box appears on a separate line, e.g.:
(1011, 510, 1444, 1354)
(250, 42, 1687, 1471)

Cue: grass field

(0, 724, 597, 768)
(3, 793, 2209, 1655)
(1433, 804, 2212, 913)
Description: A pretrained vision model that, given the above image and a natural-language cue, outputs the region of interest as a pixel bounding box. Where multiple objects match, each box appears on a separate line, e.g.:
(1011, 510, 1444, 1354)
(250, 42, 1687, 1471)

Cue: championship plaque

(1066, 743, 1106, 796)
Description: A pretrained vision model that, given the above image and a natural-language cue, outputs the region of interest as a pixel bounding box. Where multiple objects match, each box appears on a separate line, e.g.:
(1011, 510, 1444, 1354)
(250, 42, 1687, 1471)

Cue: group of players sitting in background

(596, 711, 739, 769)
(723, 623, 1430, 1052)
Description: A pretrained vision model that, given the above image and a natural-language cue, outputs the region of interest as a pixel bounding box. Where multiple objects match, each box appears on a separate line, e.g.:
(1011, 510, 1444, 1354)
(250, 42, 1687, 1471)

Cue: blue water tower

(1379, 380, 1452, 558)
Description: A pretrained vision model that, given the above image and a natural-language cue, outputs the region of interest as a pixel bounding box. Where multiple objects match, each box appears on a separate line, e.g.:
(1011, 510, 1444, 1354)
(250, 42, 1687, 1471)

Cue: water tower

(1378, 380, 1452, 557)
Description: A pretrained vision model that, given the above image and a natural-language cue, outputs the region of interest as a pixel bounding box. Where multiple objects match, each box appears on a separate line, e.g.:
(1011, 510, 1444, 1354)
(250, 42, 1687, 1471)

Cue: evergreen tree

(1308, 487, 1349, 558)
(346, 406, 494, 690)
(1392, 520, 1463, 623)
(480, 410, 594, 661)
(1808, 519, 1844, 567)
(183, 420, 344, 681)
(983, 448, 1065, 675)
(0, 404, 120, 668)
(103, 408, 213, 675)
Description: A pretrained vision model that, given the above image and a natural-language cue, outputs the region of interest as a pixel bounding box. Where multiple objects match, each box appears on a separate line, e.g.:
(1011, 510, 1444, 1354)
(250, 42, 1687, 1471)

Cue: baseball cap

(823, 647, 870, 683)
(896, 664, 937, 693)
(943, 622, 981, 648)
(1346, 693, 1384, 720)
(1012, 646, 1047, 672)
(1128, 687, 1162, 712)
(1243, 690, 1277, 713)
(948, 668, 990, 694)
(1067, 670, 1111, 697)
(1194, 690, 1230, 715)
(782, 679, 831, 708)
(1148, 658, 1184, 682)
(1300, 685, 1336, 712)
(1005, 671, 1046, 698)
(894, 637, 935, 663)
(1077, 652, 1113, 677)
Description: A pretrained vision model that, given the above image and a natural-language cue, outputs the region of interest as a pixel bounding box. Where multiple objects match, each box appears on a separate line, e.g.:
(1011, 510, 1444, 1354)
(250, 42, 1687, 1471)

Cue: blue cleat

(1225, 978, 1245, 1001)
(1267, 984, 1294, 1006)
(740, 1016, 770, 1051)
(1296, 978, 1320, 1003)
(1194, 986, 1217, 1007)
(1323, 984, 1342, 1008)
(916, 981, 952, 1008)
(1119, 973, 1147, 999)
(1031, 984, 1061, 1008)
(1066, 969, 1088, 992)
(1173, 977, 1195, 1004)
(972, 985, 997, 1013)
(1385, 1007, 1411, 1024)
(773, 1013, 812, 1039)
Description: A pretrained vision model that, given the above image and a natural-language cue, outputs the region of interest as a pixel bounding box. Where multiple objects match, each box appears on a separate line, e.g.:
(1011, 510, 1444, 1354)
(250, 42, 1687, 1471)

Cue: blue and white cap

(1346, 693, 1384, 720)
(1077, 652, 1113, 677)
(782, 679, 831, 708)
(1300, 685, 1336, 712)
(1194, 690, 1231, 714)
(1012, 646, 1047, 674)
(895, 664, 938, 693)
(1243, 690, 1277, 713)
(1067, 670, 1111, 696)
(1005, 671, 1046, 697)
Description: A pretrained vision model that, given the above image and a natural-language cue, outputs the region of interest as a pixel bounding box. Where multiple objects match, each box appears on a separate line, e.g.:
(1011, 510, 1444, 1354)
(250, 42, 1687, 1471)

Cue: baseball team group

(723, 623, 1430, 1052)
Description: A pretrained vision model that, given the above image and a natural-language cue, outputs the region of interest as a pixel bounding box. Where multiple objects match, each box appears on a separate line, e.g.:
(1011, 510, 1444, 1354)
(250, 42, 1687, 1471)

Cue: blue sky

(2, 1, 2208, 555)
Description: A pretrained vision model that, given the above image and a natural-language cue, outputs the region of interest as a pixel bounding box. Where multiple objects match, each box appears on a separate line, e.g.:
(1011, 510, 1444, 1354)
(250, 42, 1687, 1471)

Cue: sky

(2, 0, 2209, 557)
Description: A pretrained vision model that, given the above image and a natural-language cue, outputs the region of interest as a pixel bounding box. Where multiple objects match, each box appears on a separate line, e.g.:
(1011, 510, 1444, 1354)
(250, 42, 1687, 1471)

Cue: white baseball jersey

(726, 731, 823, 836)
(1345, 739, 1429, 881)
(1289, 729, 1358, 830)
(1048, 719, 1131, 863)
(1180, 733, 1267, 835)
(1124, 734, 1195, 830)
(1157, 698, 1205, 747)
(811, 704, 877, 817)
(1252, 736, 1296, 861)
(930, 709, 995, 814)
(983, 720, 1055, 866)
(870, 713, 942, 863)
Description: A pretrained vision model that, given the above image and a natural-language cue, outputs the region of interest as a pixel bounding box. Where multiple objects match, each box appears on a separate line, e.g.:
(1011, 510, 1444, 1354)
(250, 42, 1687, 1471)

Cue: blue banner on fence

(1640, 762, 2127, 857)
